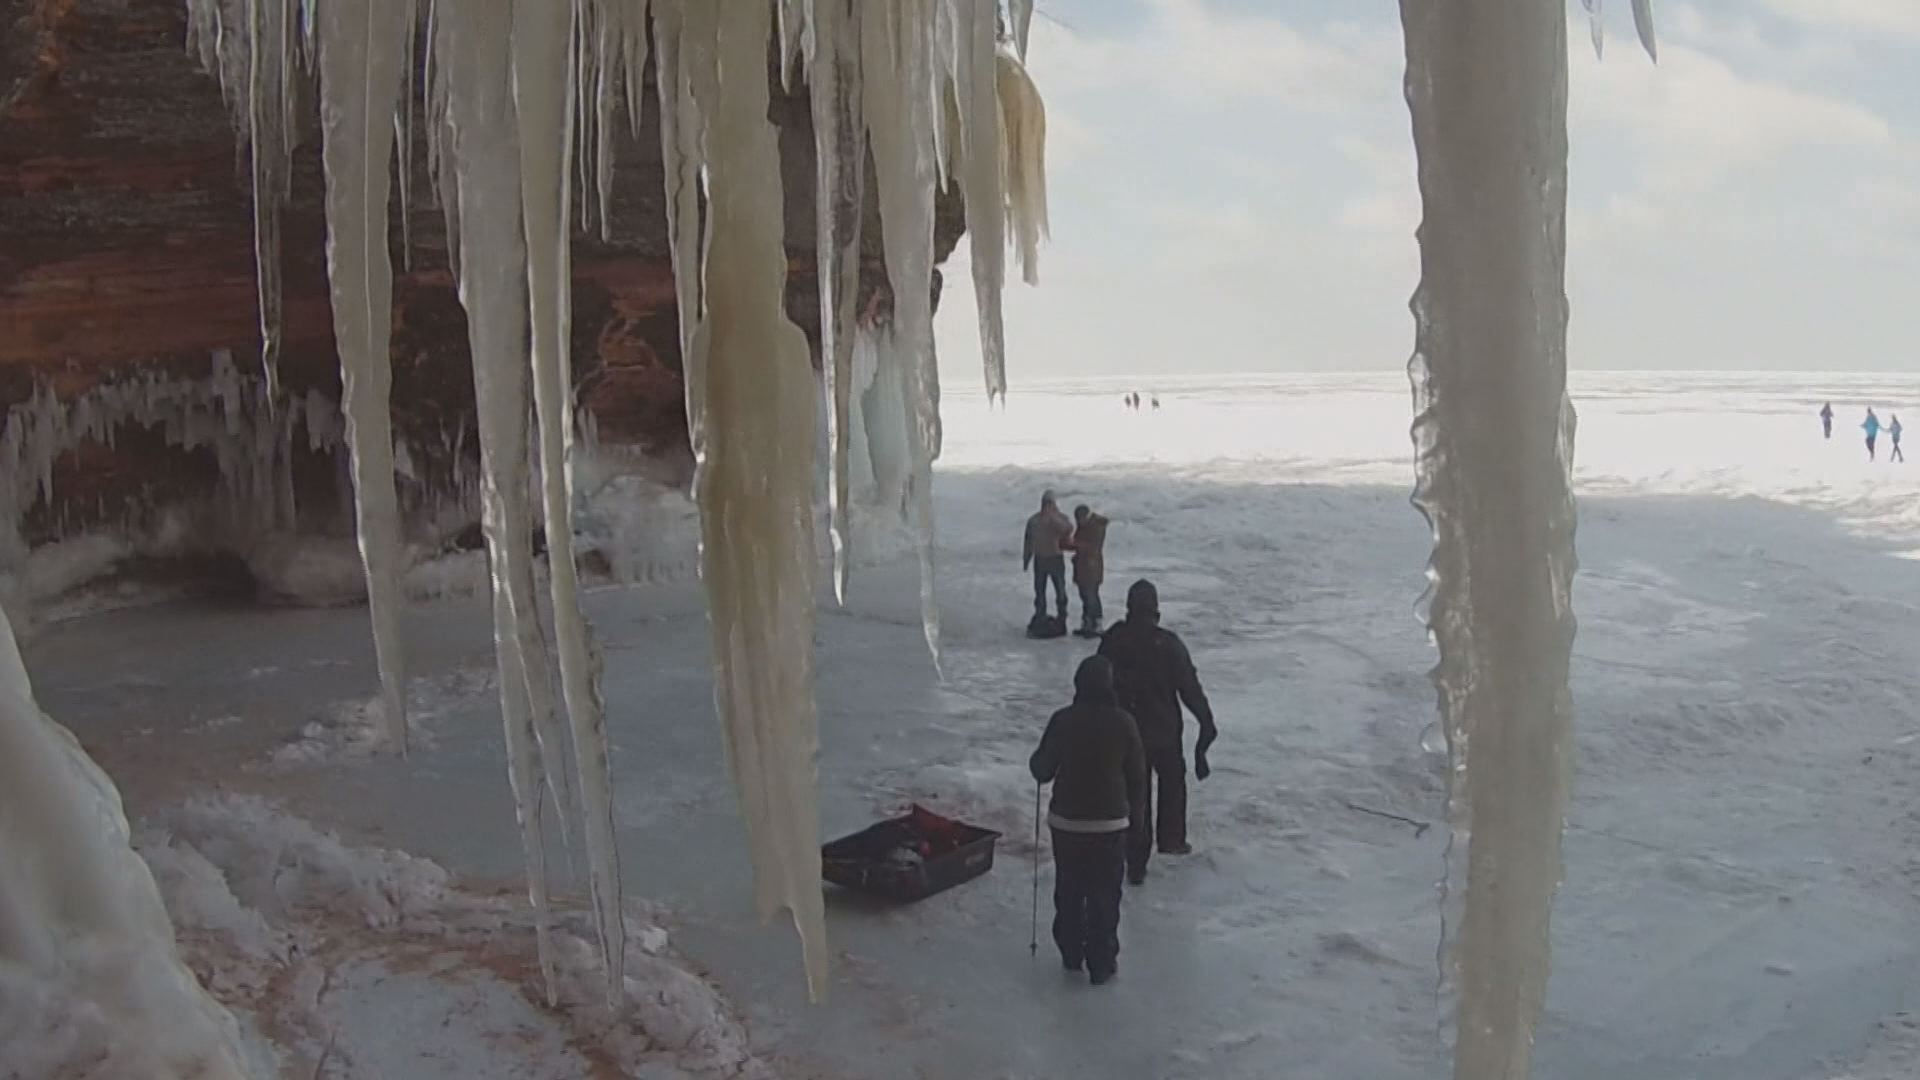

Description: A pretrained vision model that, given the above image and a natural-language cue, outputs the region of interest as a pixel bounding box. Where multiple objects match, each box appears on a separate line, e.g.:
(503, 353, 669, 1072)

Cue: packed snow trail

(314, 0, 415, 755)
(512, 0, 626, 1001)
(680, 0, 832, 1001)
(0, 600, 249, 1080)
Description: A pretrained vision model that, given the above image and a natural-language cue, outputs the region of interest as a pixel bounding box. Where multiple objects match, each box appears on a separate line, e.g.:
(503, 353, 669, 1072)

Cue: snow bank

(136, 794, 776, 1080)
(0, 602, 249, 1080)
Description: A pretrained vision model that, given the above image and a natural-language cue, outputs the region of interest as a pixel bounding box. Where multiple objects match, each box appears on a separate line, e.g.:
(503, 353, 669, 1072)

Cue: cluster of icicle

(1403, 2, 1652, 1078)
(181, 0, 1047, 1005)
(0, 350, 342, 582)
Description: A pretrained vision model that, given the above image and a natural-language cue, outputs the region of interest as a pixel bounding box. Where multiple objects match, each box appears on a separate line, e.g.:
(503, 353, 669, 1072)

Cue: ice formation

(0, 600, 250, 1079)
(1401, 1, 1648, 1076)
(314, 0, 415, 754)
(19, 0, 1048, 1025)
(810, 0, 867, 604)
(432, 0, 567, 1003)
(665, 0, 836, 999)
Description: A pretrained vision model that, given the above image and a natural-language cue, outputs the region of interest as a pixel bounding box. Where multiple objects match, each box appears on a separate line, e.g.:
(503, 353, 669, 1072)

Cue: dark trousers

(1868, 435, 1878, 461)
(1127, 746, 1188, 877)
(1894, 441, 1905, 463)
(1032, 555, 1067, 617)
(1051, 828, 1126, 974)
(1077, 579, 1103, 631)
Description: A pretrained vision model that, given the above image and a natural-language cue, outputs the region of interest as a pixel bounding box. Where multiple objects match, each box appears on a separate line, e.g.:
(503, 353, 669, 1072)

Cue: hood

(1073, 655, 1117, 705)
(1126, 579, 1159, 621)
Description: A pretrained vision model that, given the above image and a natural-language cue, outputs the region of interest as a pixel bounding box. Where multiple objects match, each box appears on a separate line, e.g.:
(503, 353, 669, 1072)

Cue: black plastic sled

(1026, 613, 1067, 639)
(821, 805, 1002, 903)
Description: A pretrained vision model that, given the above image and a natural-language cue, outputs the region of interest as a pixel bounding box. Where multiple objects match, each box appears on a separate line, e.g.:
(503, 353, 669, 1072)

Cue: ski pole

(1030, 779, 1042, 958)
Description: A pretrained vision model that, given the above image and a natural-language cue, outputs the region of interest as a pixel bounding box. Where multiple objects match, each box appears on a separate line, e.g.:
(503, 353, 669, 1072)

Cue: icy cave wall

(0, 0, 965, 593)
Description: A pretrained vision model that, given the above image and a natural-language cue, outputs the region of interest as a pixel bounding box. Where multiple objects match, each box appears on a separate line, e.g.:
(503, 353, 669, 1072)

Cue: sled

(821, 805, 1002, 902)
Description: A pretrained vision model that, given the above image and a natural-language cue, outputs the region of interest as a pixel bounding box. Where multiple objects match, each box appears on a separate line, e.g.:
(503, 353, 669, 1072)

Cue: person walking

(1820, 402, 1834, 440)
(1022, 490, 1074, 627)
(1029, 655, 1147, 985)
(1891, 414, 1905, 463)
(1070, 504, 1110, 638)
(1097, 579, 1218, 885)
(1865, 409, 1882, 462)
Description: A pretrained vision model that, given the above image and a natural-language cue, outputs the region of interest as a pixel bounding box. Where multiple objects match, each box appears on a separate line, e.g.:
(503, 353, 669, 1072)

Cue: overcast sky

(931, 0, 1920, 383)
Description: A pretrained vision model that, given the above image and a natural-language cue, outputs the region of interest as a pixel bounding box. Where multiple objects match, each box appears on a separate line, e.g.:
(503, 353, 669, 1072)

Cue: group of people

(1019, 492, 1219, 985)
(1022, 491, 1109, 636)
(1822, 403, 1905, 462)
(1123, 392, 1159, 412)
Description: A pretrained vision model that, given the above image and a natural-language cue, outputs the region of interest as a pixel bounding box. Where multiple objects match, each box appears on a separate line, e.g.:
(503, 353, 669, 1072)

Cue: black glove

(1194, 723, 1217, 781)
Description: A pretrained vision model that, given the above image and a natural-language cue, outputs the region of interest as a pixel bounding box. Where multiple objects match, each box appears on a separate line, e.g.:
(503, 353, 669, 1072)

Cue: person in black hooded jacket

(1029, 655, 1147, 984)
(1098, 578, 1217, 884)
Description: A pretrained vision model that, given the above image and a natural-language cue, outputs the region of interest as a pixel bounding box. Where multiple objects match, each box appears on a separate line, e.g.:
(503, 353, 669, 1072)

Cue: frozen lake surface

(26, 372, 1920, 1078)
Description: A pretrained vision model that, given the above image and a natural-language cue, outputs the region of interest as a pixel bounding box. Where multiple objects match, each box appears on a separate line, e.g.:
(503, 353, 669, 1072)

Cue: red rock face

(0, 0, 964, 555)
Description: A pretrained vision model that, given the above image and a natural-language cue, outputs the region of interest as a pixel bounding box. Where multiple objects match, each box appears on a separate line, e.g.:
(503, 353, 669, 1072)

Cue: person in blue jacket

(1864, 409, 1882, 462)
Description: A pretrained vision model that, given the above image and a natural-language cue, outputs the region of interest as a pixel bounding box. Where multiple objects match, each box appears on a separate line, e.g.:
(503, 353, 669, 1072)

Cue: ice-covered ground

(22, 372, 1920, 1078)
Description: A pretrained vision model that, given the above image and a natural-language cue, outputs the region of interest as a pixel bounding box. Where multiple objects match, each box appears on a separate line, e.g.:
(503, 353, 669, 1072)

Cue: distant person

(1150, 395, 1161, 412)
(1864, 409, 1882, 462)
(1098, 580, 1218, 885)
(1820, 402, 1834, 440)
(1023, 490, 1074, 626)
(1029, 655, 1146, 985)
(1070, 504, 1110, 638)
(1891, 415, 1905, 463)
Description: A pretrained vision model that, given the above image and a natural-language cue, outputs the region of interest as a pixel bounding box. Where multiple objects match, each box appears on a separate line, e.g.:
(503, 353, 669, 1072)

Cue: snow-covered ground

(21, 372, 1920, 1079)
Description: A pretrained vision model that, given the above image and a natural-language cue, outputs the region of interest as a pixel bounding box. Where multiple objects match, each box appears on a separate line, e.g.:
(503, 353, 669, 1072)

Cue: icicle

(245, 0, 295, 400)
(1399, 1, 1577, 1076)
(777, 0, 807, 92)
(314, 0, 414, 754)
(995, 43, 1048, 287)
(621, 0, 652, 139)
(432, 0, 571, 999)
(652, 0, 714, 457)
(513, 0, 627, 1002)
(865, 1, 946, 670)
(395, 4, 420, 270)
(1007, 0, 1035, 59)
(690, 0, 831, 1001)
(1632, 0, 1659, 61)
(592, 1, 621, 242)
(950, 0, 1008, 401)
(810, 0, 867, 605)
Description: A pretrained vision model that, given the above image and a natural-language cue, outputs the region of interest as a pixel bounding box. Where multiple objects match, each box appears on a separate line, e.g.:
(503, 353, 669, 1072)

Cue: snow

(0, 600, 249, 1080)
(1401, 2, 1577, 1073)
(130, 793, 774, 1079)
(27, 373, 1920, 1079)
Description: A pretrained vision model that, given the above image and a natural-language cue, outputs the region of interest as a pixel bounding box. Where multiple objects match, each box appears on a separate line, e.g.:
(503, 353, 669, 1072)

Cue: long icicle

(951, 0, 1008, 401)
(513, 0, 626, 1001)
(245, 0, 294, 400)
(434, 0, 563, 1001)
(810, 0, 867, 605)
(1400, 1, 1577, 1075)
(864, 0, 945, 672)
(694, 0, 831, 1001)
(314, 0, 414, 754)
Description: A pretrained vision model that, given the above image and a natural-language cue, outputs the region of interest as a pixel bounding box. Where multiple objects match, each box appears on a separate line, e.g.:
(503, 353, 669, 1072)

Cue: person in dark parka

(1097, 579, 1217, 884)
(1030, 655, 1147, 985)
